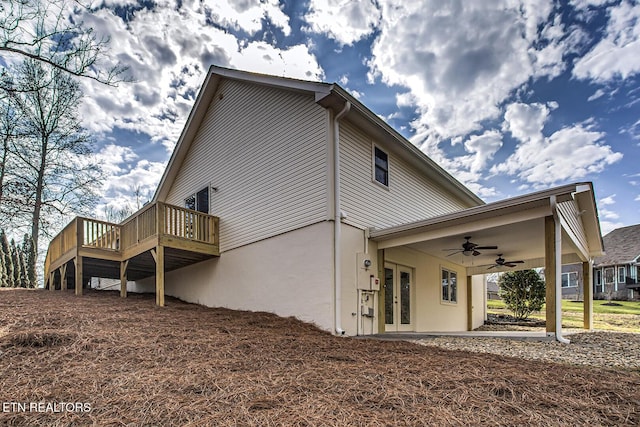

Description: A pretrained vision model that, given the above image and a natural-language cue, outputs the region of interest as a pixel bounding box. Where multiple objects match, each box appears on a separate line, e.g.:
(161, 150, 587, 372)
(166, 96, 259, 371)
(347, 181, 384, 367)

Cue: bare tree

(0, 95, 21, 215)
(6, 58, 102, 280)
(0, 0, 128, 86)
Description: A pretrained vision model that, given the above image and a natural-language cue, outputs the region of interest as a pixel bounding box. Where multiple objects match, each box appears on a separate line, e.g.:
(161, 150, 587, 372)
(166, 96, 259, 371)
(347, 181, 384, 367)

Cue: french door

(384, 262, 413, 332)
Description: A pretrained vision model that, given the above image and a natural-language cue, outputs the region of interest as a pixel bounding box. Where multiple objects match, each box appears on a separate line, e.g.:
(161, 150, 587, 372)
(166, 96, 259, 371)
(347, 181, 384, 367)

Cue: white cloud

(94, 144, 139, 175)
(77, 2, 323, 151)
(461, 130, 503, 174)
(600, 208, 619, 220)
(600, 220, 625, 236)
(599, 194, 616, 205)
(573, 1, 640, 82)
(493, 102, 623, 185)
(366, 1, 568, 141)
(587, 88, 606, 101)
(635, 195, 640, 201)
(203, 0, 291, 36)
(304, 0, 381, 45)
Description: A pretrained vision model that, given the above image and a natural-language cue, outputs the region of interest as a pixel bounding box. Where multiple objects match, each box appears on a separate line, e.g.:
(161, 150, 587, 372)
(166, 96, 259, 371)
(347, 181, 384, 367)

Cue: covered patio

(371, 182, 603, 342)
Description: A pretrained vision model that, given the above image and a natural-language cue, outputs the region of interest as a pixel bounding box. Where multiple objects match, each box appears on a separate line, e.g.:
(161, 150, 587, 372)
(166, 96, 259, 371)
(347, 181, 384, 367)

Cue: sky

(39, 0, 640, 234)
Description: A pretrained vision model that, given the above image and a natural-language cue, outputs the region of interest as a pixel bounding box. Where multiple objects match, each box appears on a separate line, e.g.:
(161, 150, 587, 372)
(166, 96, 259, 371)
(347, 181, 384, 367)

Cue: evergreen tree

(0, 230, 12, 287)
(0, 233, 5, 287)
(18, 249, 29, 288)
(21, 234, 36, 287)
(10, 238, 21, 288)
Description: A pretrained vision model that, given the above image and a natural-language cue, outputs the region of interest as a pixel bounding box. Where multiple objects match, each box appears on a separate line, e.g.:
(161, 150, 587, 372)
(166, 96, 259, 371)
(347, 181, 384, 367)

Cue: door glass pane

(196, 188, 209, 213)
(384, 268, 394, 324)
(400, 271, 410, 324)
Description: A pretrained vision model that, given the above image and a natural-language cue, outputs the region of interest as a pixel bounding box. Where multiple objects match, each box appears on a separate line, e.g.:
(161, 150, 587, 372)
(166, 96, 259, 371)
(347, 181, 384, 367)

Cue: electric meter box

(356, 252, 379, 290)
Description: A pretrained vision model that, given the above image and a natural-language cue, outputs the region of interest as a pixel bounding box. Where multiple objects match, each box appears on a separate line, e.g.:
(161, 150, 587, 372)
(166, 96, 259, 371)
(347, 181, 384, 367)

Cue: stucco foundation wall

(131, 222, 335, 332)
(385, 246, 468, 332)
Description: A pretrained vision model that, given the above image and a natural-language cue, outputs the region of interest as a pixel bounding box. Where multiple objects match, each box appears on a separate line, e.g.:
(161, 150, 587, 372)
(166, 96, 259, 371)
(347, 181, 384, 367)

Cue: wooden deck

(44, 202, 219, 306)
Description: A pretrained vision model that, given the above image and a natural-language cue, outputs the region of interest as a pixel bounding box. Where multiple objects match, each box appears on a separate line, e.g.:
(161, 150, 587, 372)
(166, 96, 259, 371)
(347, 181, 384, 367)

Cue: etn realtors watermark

(2, 401, 92, 413)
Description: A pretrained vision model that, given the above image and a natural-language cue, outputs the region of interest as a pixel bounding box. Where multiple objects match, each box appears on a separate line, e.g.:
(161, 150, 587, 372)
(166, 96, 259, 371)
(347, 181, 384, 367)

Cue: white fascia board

(371, 183, 585, 241)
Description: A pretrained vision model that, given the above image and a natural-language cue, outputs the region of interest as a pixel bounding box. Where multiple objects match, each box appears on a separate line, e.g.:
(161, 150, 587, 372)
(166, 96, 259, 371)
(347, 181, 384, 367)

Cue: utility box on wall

(356, 252, 378, 291)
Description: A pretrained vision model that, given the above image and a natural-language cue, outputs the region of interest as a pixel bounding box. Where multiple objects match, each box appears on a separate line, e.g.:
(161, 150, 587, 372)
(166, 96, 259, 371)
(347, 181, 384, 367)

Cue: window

(373, 146, 389, 187)
(604, 267, 615, 284)
(441, 268, 457, 303)
(561, 272, 578, 288)
(618, 267, 626, 284)
(185, 187, 209, 213)
(595, 270, 603, 293)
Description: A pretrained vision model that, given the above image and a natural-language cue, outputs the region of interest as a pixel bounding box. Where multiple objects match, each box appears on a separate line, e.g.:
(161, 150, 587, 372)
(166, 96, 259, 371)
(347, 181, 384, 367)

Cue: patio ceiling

(370, 182, 604, 277)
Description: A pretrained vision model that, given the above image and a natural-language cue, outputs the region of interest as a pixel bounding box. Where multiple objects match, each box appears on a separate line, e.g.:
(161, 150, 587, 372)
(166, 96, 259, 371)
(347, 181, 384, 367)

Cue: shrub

(498, 270, 545, 320)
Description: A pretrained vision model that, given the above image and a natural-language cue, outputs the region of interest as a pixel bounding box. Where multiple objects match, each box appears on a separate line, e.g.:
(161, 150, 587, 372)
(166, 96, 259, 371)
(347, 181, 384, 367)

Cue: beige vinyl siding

(558, 199, 588, 253)
(165, 79, 329, 251)
(340, 120, 468, 229)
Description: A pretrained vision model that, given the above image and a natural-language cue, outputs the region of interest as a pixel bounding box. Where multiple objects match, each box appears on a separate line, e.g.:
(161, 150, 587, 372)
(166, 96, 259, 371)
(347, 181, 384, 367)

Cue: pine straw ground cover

(1, 289, 640, 426)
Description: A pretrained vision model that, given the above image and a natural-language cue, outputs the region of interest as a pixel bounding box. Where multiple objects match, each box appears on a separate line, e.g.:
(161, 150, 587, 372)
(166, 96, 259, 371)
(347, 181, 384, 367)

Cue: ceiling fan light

(462, 250, 472, 256)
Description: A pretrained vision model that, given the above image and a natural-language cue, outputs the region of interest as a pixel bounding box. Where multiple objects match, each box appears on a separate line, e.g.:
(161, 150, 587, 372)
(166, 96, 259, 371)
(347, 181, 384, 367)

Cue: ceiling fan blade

(504, 260, 525, 264)
(505, 263, 517, 268)
(446, 250, 462, 257)
(472, 250, 481, 256)
(474, 245, 498, 250)
(487, 265, 498, 269)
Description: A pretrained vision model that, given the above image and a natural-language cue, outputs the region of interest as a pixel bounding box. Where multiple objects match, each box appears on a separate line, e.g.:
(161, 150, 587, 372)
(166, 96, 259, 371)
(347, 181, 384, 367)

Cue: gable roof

(594, 224, 640, 266)
(153, 65, 483, 207)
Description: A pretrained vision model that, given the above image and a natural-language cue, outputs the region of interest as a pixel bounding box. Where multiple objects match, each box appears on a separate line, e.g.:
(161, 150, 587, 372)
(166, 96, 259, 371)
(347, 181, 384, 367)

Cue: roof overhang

(371, 182, 604, 276)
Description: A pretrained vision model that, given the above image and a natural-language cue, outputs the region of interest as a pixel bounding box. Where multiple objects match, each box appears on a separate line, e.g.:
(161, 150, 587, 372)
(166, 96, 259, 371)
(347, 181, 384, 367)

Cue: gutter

(333, 101, 351, 335)
(551, 195, 570, 344)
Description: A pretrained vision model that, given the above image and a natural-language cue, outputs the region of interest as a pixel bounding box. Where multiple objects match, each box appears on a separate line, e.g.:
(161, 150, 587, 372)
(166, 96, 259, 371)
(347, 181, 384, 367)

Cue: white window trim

(371, 143, 390, 190)
(440, 267, 458, 305)
(561, 271, 578, 288)
(618, 266, 626, 283)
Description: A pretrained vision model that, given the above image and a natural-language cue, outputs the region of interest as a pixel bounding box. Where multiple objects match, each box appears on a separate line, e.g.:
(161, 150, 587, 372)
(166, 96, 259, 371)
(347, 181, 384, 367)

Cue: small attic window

(373, 146, 389, 187)
(185, 187, 209, 213)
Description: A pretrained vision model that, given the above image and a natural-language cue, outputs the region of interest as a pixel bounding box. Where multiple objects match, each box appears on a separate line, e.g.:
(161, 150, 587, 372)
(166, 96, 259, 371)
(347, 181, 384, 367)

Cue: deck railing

(44, 201, 219, 280)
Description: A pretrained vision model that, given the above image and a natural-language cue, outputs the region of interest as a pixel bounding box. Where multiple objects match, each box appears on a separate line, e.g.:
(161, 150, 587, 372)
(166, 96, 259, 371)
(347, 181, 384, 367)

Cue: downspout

(334, 101, 351, 335)
(550, 195, 570, 344)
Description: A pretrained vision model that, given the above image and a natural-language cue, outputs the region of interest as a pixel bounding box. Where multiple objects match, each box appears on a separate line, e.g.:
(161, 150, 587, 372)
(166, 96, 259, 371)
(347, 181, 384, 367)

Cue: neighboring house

(44, 66, 604, 339)
(487, 265, 584, 301)
(593, 224, 640, 300)
(560, 264, 584, 300)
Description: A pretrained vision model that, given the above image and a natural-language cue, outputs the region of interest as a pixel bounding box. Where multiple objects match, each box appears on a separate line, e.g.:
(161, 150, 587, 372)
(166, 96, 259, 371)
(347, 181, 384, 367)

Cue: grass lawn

(1, 289, 640, 426)
(487, 299, 640, 332)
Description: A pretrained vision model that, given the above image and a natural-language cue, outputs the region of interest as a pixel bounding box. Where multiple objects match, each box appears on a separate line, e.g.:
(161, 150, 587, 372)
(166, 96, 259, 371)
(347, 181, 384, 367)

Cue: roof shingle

(594, 224, 640, 266)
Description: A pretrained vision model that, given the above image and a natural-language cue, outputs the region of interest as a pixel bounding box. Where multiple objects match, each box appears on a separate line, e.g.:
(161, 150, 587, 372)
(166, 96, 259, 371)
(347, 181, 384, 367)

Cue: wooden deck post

(583, 261, 593, 330)
(466, 276, 473, 331)
(74, 256, 83, 296)
(49, 271, 55, 291)
(120, 260, 129, 298)
(151, 247, 165, 307)
(544, 216, 556, 333)
(60, 264, 67, 291)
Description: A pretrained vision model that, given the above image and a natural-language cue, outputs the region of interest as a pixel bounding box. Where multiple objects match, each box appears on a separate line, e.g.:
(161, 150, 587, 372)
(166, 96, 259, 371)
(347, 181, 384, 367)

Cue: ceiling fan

(443, 236, 498, 257)
(487, 254, 525, 269)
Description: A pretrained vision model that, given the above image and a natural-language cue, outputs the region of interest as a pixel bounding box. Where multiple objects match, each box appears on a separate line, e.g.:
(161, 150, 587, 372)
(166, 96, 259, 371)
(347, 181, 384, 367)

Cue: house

(593, 224, 640, 300)
(44, 66, 604, 340)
